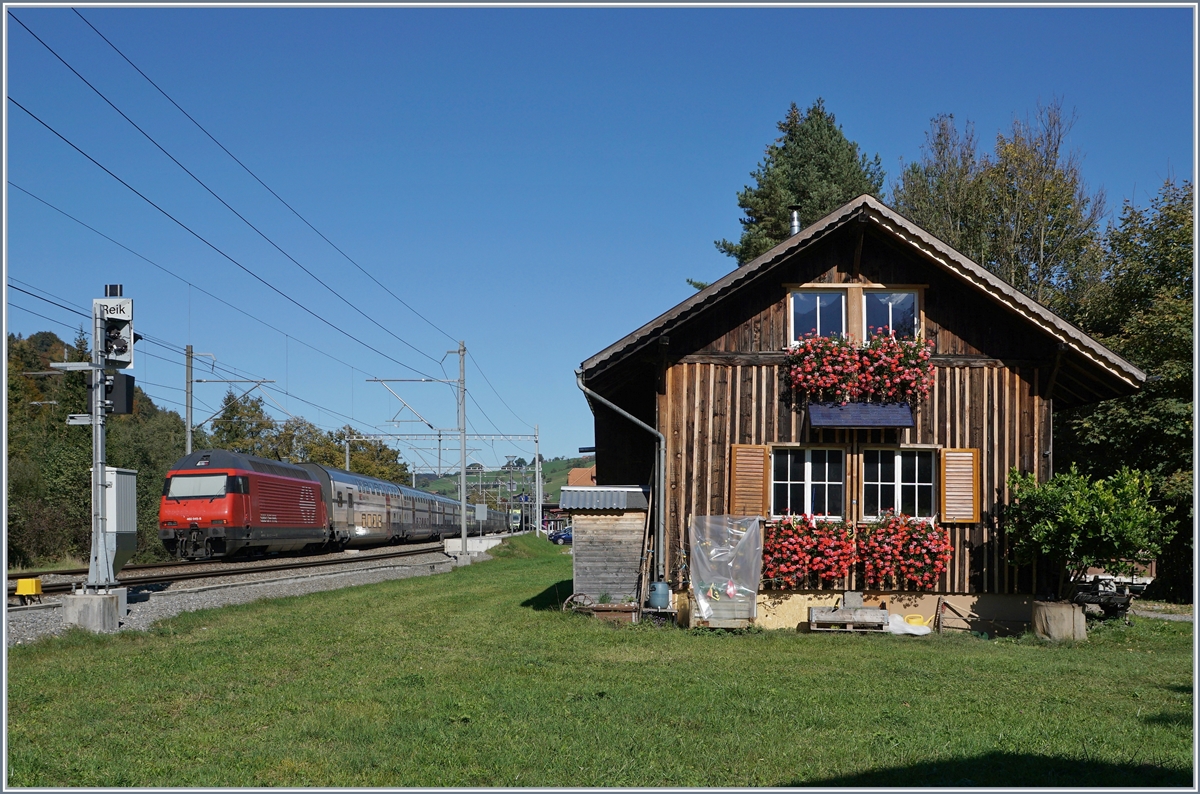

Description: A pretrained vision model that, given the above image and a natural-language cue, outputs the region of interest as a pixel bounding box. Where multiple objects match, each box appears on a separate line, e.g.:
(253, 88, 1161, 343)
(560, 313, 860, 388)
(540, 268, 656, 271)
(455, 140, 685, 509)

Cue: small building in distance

(567, 465, 597, 487)
(576, 195, 1144, 630)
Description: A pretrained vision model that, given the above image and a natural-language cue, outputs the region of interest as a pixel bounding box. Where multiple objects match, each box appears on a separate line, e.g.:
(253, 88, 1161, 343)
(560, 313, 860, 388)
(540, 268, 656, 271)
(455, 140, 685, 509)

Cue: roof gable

(580, 195, 1144, 402)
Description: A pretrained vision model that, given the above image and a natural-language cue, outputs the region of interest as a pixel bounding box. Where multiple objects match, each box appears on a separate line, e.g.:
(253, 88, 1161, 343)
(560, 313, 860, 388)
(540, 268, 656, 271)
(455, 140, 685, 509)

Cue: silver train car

(297, 463, 508, 547)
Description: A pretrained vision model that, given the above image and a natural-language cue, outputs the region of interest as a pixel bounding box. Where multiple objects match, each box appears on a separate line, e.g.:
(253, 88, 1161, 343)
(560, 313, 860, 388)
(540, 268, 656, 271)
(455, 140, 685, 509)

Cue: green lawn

(7, 535, 1193, 787)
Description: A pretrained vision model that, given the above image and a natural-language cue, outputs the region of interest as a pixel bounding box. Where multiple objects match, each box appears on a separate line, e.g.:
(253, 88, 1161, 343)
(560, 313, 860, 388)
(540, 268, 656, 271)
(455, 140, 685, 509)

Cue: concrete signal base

(62, 592, 120, 633)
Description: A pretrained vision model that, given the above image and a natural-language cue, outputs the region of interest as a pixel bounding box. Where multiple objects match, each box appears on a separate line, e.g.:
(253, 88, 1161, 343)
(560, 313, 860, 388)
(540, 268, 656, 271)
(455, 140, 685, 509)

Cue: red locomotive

(159, 450, 328, 559)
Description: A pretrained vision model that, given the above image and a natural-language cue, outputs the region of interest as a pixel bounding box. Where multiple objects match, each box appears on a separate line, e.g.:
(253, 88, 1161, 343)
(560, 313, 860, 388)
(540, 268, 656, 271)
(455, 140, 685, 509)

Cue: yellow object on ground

(15, 578, 43, 605)
(905, 613, 933, 626)
(15, 578, 42, 596)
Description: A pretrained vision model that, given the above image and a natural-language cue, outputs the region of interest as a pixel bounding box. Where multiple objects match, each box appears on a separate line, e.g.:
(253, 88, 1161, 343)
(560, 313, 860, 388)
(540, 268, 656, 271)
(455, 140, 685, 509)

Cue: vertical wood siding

(665, 360, 1050, 594)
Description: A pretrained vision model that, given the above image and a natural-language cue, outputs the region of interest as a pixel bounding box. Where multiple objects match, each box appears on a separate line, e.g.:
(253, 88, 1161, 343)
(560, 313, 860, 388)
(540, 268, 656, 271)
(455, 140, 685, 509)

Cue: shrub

(1004, 466, 1173, 600)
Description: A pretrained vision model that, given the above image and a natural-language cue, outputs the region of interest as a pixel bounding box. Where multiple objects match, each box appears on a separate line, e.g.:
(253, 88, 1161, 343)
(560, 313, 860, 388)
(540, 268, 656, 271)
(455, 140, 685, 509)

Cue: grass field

(7, 535, 1193, 787)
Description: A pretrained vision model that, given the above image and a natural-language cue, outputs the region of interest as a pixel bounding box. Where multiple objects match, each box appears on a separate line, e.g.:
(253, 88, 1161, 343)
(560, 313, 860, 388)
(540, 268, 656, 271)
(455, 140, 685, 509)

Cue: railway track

(8, 543, 446, 599)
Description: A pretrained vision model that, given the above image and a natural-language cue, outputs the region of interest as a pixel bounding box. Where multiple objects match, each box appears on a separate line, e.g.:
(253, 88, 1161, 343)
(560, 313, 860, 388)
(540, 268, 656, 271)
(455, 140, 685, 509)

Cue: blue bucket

(648, 582, 670, 609)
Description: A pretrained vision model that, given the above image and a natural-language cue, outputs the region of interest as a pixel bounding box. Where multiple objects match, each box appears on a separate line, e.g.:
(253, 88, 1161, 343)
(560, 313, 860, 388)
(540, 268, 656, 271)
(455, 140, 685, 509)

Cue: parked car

(549, 528, 573, 545)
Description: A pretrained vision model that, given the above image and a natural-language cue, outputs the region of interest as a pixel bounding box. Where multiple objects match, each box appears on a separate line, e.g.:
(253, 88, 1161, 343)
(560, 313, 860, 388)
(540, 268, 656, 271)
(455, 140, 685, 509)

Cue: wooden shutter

(940, 448, 980, 523)
(729, 444, 770, 517)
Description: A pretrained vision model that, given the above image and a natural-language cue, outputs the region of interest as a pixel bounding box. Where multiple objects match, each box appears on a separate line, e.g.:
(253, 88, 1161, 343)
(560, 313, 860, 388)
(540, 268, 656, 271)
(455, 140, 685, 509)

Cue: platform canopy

(807, 402, 914, 429)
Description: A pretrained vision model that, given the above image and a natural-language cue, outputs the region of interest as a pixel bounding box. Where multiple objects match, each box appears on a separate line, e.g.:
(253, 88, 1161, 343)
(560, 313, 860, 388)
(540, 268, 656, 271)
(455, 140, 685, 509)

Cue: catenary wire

(8, 182, 391, 382)
(9, 11, 443, 369)
(7, 96, 441, 382)
(73, 8, 460, 348)
(71, 9, 529, 431)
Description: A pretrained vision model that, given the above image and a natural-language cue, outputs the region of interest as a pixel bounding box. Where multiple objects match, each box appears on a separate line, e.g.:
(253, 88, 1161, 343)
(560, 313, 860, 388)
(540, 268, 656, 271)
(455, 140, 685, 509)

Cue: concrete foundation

(62, 593, 119, 633)
(444, 537, 504, 555)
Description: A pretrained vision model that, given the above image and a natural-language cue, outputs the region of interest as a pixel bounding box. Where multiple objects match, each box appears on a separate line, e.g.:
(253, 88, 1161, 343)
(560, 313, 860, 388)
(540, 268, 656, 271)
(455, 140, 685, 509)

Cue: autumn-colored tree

(893, 100, 1106, 314)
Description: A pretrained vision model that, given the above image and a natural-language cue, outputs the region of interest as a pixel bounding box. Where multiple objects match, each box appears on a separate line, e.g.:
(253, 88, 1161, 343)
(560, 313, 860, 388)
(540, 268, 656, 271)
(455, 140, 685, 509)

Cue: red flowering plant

(761, 514, 857, 590)
(856, 329, 935, 407)
(783, 333, 861, 405)
(784, 331, 934, 407)
(858, 511, 952, 591)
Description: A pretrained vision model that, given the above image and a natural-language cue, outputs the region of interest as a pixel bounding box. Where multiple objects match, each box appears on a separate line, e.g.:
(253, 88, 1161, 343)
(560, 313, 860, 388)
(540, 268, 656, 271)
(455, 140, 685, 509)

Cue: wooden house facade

(578, 196, 1144, 616)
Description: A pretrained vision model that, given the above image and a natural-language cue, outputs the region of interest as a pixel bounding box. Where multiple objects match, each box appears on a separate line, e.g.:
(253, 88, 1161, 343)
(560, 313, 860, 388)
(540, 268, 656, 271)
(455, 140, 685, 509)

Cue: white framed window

(771, 448, 845, 518)
(864, 291, 918, 338)
(863, 448, 935, 519)
(791, 290, 846, 340)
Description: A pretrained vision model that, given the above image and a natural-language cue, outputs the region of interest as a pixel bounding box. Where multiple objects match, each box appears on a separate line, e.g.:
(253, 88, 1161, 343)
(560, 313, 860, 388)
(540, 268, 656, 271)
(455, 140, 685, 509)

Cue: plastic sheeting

(689, 516, 763, 621)
(884, 614, 932, 636)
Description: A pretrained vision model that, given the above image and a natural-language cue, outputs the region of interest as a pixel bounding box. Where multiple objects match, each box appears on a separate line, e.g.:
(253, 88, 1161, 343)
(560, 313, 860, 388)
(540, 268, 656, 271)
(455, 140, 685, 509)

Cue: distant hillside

(422, 455, 595, 503)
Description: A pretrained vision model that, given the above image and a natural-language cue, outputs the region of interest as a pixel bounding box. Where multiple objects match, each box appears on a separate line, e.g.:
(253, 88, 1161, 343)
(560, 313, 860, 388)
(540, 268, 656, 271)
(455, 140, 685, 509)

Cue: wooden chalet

(577, 195, 1145, 629)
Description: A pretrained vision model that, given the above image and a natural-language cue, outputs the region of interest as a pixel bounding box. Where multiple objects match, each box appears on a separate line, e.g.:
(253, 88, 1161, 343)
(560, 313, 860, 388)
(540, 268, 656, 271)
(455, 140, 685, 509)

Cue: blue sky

(5, 5, 1194, 469)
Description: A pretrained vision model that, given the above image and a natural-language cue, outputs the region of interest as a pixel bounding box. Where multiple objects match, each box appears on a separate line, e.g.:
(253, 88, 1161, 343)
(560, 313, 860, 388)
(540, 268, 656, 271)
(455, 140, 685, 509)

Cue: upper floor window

(864, 291, 917, 338)
(792, 291, 845, 340)
(772, 448, 844, 518)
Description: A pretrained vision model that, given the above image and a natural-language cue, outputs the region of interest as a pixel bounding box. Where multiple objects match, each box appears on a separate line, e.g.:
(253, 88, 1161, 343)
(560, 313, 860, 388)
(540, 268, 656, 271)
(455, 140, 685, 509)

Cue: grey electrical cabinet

(104, 467, 138, 577)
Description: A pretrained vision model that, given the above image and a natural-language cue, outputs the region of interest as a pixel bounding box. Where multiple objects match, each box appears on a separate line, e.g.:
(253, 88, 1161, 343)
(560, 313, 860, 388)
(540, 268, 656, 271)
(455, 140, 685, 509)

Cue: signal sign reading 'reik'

(93, 298, 134, 369)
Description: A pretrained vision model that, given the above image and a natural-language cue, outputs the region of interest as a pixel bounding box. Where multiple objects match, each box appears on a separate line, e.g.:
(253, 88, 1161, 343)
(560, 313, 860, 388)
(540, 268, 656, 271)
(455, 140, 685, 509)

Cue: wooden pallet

(809, 607, 889, 633)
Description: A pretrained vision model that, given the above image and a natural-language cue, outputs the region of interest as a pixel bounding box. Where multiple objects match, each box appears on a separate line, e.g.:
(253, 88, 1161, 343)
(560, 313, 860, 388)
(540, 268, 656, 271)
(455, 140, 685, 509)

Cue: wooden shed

(560, 486, 651, 605)
(577, 195, 1145, 624)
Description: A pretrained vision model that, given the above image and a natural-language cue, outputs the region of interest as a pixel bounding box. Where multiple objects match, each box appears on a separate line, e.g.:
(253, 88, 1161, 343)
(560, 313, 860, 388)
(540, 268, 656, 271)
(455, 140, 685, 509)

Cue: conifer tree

(716, 99, 884, 267)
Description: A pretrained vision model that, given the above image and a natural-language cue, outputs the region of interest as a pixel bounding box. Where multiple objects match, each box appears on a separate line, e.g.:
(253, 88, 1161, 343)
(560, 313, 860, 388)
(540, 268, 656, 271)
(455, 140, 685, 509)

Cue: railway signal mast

(51, 285, 140, 630)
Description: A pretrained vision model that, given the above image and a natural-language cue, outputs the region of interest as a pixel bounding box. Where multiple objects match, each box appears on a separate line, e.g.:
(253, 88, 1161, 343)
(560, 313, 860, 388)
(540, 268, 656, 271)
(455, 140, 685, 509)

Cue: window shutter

(940, 448, 980, 523)
(729, 444, 770, 517)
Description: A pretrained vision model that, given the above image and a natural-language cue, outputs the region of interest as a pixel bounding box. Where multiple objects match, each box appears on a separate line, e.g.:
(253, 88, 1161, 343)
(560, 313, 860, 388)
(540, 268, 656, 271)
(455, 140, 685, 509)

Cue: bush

(1003, 466, 1173, 599)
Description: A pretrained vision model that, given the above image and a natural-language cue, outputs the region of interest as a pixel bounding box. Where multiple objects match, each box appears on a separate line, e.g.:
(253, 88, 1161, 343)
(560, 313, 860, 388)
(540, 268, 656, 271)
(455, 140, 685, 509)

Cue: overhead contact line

(70, 10, 530, 432)
(10, 11, 442, 370)
(73, 8, 460, 349)
(8, 96, 441, 382)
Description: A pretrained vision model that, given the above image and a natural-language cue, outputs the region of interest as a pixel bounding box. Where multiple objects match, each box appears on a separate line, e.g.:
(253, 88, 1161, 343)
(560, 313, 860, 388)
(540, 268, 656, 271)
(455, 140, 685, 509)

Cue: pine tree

(716, 99, 884, 266)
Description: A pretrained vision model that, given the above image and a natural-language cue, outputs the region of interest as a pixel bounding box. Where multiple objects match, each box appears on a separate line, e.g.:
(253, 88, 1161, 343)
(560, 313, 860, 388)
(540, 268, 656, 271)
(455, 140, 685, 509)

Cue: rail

(8, 543, 445, 598)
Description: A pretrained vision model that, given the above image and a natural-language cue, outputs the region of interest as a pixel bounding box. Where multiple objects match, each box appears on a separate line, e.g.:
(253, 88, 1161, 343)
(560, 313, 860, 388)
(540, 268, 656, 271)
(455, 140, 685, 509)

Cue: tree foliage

(716, 99, 884, 266)
(1055, 179, 1193, 601)
(6, 331, 181, 567)
(893, 100, 1106, 313)
(206, 390, 410, 484)
(1004, 466, 1171, 600)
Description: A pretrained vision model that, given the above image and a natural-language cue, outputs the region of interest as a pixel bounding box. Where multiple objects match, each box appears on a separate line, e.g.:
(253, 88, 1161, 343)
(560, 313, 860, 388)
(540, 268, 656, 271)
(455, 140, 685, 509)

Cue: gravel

(7, 549, 488, 647)
(1129, 609, 1194, 622)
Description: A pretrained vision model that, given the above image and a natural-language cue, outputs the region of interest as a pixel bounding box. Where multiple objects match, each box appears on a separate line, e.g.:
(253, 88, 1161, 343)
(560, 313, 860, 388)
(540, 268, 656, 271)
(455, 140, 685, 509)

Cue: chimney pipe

(788, 205, 802, 236)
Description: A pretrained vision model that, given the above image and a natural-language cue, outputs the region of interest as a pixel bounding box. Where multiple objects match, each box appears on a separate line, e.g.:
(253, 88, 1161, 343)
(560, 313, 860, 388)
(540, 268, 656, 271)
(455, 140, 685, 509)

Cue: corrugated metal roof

(560, 486, 650, 511)
(808, 402, 914, 428)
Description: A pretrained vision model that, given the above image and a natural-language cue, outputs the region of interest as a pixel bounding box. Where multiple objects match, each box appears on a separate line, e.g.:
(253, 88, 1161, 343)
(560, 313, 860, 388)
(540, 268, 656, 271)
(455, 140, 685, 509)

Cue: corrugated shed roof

(560, 486, 650, 511)
(808, 402, 915, 428)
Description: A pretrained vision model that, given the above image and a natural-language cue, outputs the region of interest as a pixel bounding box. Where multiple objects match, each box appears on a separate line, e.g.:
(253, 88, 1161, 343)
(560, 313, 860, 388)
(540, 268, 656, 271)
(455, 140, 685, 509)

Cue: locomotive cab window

(167, 474, 228, 499)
